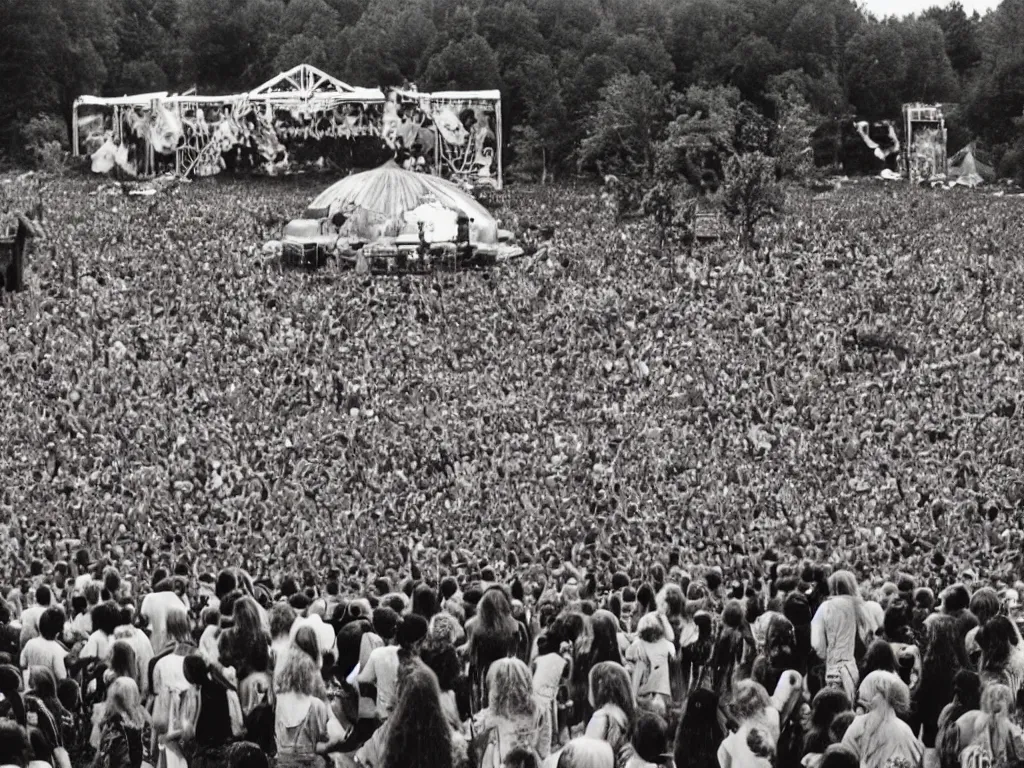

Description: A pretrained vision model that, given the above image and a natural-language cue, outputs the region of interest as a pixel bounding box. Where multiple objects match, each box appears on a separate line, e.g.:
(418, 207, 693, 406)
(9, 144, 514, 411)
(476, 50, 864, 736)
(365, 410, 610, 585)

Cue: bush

(722, 151, 786, 249)
(22, 114, 69, 172)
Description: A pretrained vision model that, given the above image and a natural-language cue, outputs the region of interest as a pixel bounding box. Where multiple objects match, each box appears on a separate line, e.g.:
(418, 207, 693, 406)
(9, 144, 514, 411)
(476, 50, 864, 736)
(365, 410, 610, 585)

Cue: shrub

(722, 152, 786, 249)
(22, 114, 69, 173)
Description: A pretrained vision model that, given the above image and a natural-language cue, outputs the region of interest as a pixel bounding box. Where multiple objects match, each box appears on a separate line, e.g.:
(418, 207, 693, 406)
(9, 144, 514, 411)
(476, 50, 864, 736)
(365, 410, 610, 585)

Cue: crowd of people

(2, 553, 1024, 768)
(1, 171, 1023, 767)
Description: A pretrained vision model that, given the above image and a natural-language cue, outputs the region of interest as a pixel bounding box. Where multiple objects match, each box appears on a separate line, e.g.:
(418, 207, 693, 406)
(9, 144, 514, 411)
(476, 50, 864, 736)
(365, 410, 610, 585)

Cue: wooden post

(72, 100, 80, 157)
(496, 98, 503, 191)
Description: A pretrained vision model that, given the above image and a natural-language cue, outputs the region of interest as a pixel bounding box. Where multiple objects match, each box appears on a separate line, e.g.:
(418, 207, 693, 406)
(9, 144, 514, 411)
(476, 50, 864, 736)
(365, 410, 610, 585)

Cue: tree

(769, 85, 819, 180)
(180, 0, 284, 92)
(508, 53, 566, 181)
(578, 72, 670, 177)
(783, 4, 839, 76)
(722, 151, 785, 249)
(0, 0, 62, 154)
(609, 33, 675, 85)
(921, 2, 982, 78)
(844, 25, 908, 118)
(421, 34, 501, 91)
(897, 19, 960, 104)
(52, 0, 119, 142)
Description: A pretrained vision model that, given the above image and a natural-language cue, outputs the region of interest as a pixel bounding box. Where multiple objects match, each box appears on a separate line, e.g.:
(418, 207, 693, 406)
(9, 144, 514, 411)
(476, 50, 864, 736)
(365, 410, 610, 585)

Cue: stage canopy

(72, 65, 502, 188)
(303, 160, 499, 244)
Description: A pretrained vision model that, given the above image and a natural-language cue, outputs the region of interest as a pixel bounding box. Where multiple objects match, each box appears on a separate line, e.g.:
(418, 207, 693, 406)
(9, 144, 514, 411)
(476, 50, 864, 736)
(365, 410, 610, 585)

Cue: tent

(301, 161, 500, 244)
(948, 143, 995, 187)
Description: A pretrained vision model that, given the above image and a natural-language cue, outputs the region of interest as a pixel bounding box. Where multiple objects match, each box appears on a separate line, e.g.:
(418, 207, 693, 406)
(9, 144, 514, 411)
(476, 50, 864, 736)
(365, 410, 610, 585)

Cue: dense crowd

(0, 171, 1023, 768)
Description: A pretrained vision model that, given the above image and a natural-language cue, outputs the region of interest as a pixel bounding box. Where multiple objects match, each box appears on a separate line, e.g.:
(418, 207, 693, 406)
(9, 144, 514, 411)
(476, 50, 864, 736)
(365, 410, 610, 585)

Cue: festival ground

(1, 174, 1022, 589)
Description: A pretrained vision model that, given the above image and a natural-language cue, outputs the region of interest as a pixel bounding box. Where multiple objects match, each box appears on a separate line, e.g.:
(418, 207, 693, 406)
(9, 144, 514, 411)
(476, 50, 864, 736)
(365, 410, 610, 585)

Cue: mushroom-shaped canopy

(304, 161, 499, 244)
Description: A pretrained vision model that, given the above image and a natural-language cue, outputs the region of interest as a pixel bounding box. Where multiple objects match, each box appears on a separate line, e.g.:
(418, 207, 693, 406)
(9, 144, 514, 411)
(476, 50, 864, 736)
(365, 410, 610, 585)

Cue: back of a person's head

(859, 670, 910, 714)
(225, 741, 270, 768)
(631, 712, 668, 764)
(84, 582, 101, 606)
(953, 669, 982, 709)
(820, 744, 860, 768)
(829, 711, 856, 743)
(183, 653, 210, 687)
(557, 738, 614, 768)
(970, 587, 1001, 625)
(34, 586, 51, 607)
(38, 607, 63, 641)
(372, 606, 400, 641)
(943, 584, 971, 614)
(862, 638, 899, 676)
(396, 614, 429, 650)
(588, 661, 634, 718)
(730, 680, 771, 723)
(440, 576, 459, 600)
(811, 687, 852, 728)
(216, 569, 238, 600)
(504, 746, 540, 768)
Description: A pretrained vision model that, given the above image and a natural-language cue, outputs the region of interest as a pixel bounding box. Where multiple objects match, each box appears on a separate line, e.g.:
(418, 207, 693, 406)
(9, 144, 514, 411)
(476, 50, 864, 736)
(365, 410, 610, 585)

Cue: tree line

(3, 0, 1024, 179)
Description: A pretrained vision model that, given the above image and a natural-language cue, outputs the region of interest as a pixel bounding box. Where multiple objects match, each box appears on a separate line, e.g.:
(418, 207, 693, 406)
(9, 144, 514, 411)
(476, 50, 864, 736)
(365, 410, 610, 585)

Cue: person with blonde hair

(547, 737, 614, 768)
(718, 673, 804, 768)
(840, 671, 922, 768)
(150, 606, 195, 768)
(468, 658, 551, 768)
(812, 570, 871, 702)
(273, 649, 331, 767)
(624, 613, 674, 712)
(954, 683, 1024, 766)
(96, 678, 148, 768)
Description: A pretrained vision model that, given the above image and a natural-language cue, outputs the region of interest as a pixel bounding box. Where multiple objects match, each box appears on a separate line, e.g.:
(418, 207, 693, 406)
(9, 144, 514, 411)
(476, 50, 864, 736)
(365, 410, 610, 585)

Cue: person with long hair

(965, 588, 1001, 668)
(936, 670, 981, 768)
(913, 615, 968, 748)
(751, 614, 800, 695)
(468, 658, 550, 768)
(463, 589, 526, 709)
(273, 648, 332, 768)
(382, 660, 465, 768)
(954, 683, 1024, 765)
(711, 600, 757, 701)
(583, 661, 635, 761)
(840, 671, 922, 768)
(96, 678, 147, 768)
(420, 613, 464, 730)
(587, 612, 623, 669)
(803, 688, 853, 759)
(674, 688, 723, 768)
(624, 613, 674, 714)
(151, 607, 195, 768)
(811, 571, 871, 702)
(176, 653, 243, 768)
(977, 615, 1024, 694)
(221, 596, 271, 682)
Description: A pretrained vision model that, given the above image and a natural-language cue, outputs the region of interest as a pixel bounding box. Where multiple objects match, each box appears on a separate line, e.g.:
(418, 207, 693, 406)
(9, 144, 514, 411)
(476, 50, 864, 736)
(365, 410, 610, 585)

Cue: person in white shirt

(358, 614, 428, 720)
(70, 583, 101, 639)
(19, 586, 52, 647)
(140, 585, 186, 654)
(20, 607, 67, 684)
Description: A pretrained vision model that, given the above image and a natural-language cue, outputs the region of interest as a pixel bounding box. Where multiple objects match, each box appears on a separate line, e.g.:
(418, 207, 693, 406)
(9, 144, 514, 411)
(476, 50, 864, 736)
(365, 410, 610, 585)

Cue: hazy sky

(860, 0, 999, 17)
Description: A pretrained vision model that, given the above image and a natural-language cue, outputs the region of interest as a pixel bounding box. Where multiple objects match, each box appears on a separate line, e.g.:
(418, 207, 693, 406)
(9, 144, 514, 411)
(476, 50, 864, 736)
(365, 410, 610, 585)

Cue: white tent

(948, 143, 994, 188)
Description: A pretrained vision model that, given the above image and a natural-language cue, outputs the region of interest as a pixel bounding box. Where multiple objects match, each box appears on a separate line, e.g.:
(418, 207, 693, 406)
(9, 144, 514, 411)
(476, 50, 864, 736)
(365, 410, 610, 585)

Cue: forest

(2, 0, 1024, 178)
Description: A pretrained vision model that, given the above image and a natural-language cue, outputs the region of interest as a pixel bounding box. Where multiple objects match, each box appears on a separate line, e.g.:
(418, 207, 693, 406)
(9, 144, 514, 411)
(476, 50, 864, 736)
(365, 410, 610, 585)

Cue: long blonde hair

(275, 647, 327, 698)
(486, 658, 535, 719)
(981, 683, 1016, 759)
(103, 677, 148, 730)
